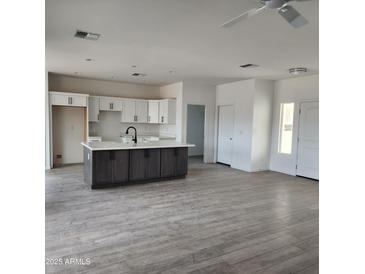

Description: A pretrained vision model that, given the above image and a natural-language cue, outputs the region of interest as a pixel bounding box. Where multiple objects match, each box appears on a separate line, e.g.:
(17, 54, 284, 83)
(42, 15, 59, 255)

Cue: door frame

(295, 100, 319, 179)
(216, 104, 235, 166)
(185, 103, 207, 162)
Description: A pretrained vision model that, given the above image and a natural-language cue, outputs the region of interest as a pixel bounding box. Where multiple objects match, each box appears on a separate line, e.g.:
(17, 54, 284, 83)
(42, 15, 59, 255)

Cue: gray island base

(82, 141, 195, 189)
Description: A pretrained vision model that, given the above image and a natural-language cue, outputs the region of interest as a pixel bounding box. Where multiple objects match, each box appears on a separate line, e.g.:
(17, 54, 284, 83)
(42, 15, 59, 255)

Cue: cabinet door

(52, 94, 69, 106)
(100, 97, 122, 111)
(122, 100, 136, 123)
(161, 148, 188, 177)
(135, 101, 148, 123)
(88, 96, 100, 122)
(160, 148, 176, 177)
(148, 101, 159, 123)
(175, 147, 188, 176)
(129, 149, 161, 181)
(159, 100, 168, 124)
(70, 96, 87, 107)
(93, 151, 113, 186)
(112, 150, 129, 183)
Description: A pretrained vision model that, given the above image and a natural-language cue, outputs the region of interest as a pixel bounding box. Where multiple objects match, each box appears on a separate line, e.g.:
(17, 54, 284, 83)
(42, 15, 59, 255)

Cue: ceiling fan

(221, 0, 311, 29)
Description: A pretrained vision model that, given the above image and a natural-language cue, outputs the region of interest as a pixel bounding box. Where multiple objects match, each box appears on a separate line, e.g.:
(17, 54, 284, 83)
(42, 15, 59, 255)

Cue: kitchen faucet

(125, 126, 138, 144)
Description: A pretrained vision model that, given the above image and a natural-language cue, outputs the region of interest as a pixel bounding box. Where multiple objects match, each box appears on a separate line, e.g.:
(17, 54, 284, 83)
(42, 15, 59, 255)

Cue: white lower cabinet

(88, 96, 100, 122)
(99, 97, 122, 111)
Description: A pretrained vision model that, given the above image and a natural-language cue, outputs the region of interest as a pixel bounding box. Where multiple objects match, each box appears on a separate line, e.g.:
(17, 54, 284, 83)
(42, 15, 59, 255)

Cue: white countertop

(82, 141, 195, 151)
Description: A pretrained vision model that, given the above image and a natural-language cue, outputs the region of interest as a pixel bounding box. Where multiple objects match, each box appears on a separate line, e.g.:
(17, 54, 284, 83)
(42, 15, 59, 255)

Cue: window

(278, 103, 295, 154)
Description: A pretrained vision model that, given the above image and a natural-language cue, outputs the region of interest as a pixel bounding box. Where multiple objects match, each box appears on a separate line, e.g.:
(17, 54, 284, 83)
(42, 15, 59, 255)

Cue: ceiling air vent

(74, 30, 100, 41)
(240, 64, 259, 68)
(131, 73, 147, 77)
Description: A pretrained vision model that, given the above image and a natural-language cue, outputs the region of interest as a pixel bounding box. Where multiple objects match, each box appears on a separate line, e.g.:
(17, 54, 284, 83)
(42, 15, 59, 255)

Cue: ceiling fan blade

(221, 6, 266, 28)
(278, 4, 308, 28)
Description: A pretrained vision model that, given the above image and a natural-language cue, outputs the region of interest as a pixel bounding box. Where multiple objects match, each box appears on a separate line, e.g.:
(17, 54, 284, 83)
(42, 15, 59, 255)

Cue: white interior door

(297, 101, 319, 180)
(217, 105, 234, 165)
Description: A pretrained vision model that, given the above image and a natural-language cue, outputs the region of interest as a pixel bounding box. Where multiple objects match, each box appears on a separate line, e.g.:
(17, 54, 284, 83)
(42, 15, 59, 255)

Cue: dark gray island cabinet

(82, 142, 193, 189)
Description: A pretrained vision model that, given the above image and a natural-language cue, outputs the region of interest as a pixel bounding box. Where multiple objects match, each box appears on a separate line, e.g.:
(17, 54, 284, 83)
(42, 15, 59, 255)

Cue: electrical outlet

(56, 154, 62, 159)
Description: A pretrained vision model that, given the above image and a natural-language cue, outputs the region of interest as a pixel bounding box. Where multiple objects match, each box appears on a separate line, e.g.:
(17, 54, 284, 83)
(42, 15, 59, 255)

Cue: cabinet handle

(161, 116, 164, 123)
(97, 113, 99, 121)
(136, 115, 138, 122)
(148, 116, 151, 122)
(110, 103, 113, 110)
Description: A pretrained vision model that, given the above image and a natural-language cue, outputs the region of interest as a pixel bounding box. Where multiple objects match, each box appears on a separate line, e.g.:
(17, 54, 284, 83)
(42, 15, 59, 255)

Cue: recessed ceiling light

(169, 70, 174, 74)
(240, 64, 259, 68)
(289, 67, 308, 74)
(85, 58, 94, 62)
(132, 65, 137, 68)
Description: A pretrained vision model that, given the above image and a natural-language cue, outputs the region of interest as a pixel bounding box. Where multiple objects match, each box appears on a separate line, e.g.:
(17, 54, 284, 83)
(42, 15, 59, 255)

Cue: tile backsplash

(89, 111, 176, 141)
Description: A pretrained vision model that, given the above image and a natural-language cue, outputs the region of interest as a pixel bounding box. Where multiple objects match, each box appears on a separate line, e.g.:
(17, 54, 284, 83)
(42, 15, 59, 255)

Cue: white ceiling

(45, 0, 318, 86)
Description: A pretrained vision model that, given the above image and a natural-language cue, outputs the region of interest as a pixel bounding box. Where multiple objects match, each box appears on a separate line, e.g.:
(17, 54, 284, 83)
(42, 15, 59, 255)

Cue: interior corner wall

(45, 71, 51, 170)
(181, 82, 216, 163)
(215, 79, 255, 171)
(251, 80, 274, 171)
(159, 82, 183, 141)
(269, 74, 319, 176)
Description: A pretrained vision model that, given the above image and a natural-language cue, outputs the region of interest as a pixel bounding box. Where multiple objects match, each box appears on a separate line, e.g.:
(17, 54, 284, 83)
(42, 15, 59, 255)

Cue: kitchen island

(82, 141, 195, 189)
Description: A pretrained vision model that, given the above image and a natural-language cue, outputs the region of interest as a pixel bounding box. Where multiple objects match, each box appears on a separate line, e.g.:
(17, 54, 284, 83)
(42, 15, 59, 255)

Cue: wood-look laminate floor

(46, 158, 318, 274)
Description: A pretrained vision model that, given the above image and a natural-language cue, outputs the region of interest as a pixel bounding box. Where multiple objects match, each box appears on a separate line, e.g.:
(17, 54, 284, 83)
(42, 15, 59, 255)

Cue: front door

(297, 101, 319, 180)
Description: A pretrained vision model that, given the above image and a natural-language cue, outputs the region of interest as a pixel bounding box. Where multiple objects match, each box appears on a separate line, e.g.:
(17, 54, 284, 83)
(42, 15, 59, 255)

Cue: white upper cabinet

(148, 100, 159, 123)
(159, 99, 176, 124)
(135, 101, 148, 123)
(121, 100, 136, 123)
(88, 96, 100, 122)
(121, 100, 148, 123)
(99, 97, 122, 111)
(50, 92, 88, 107)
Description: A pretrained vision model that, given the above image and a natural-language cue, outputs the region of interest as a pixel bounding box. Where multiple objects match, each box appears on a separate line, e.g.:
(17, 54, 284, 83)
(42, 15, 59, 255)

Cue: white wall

(215, 79, 274, 172)
(49, 73, 161, 98)
(181, 82, 216, 163)
(52, 106, 86, 165)
(159, 82, 183, 141)
(187, 105, 205, 156)
(251, 80, 274, 171)
(269, 74, 319, 175)
(216, 79, 256, 171)
(45, 71, 51, 169)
